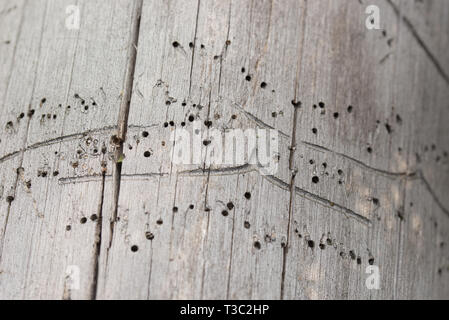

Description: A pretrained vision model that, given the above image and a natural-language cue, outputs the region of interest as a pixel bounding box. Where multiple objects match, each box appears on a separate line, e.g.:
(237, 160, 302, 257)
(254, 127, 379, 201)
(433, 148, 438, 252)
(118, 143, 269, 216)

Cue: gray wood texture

(0, 0, 448, 300)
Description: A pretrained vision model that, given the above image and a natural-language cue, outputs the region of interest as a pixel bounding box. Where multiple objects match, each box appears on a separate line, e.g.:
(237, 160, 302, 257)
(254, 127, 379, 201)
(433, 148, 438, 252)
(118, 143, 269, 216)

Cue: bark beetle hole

(144, 151, 152, 158)
(66, 225, 71, 231)
(90, 214, 98, 222)
(326, 238, 332, 245)
(169, 121, 175, 127)
(189, 42, 194, 48)
(146, 232, 155, 240)
(142, 131, 149, 138)
(53, 171, 59, 177)
(172, 41, 179, 48)
(80, 217, 87, 224)
(131, 245, 139, 252)
(245, 75, 252, 81)
(368, 258, 375, 265)
(312, 176, 319, 184)
(241, 67, 246, 73)
(357, 257, 362, 265)
(157, 219, 163, 225)
(163, 122, 169, 127)
(227, 202, 234, 210)
(231, 114, 237, 120)
(312, 128, 317, 134)
(244, 192, 251, 200)
(291, 100, 301, 108)
(221, 210, 229, 217)
(337, 169, 343, 175)
(260, 82, 267, 89)
(244, 221, 251, 229)
(333, 112, 339, 119)
(309, 160, 315, 165)
(349, 250, 356, 260)
(367, 147, 373, 153)
(319, 102, 325, 108)
(372, 198, 380, 206)
(28, 109, 35, 117)
(6, 196, 14, 203)
(319, 243, 326, 250)
(307, 240, 315, 248)
(189, 204, 195, 210)
(173, 207, 178, 213)
(254, 241, 261, 250)
(188, 115, 195, 122)
(347, 105, 353, 113)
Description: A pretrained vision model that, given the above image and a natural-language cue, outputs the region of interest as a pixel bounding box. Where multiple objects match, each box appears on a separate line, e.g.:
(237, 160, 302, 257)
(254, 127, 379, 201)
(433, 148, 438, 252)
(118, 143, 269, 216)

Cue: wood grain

(0, 0, 448, 299)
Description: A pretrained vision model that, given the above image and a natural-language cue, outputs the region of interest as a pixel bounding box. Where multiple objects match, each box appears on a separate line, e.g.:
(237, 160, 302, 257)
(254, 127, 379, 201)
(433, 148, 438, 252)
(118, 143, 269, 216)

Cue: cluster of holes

(293, 229, 369, 265)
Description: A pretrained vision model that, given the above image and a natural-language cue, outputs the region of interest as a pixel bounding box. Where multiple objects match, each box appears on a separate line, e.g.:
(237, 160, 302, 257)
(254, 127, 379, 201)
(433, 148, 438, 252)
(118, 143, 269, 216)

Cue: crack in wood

(385, 0, 449, 85)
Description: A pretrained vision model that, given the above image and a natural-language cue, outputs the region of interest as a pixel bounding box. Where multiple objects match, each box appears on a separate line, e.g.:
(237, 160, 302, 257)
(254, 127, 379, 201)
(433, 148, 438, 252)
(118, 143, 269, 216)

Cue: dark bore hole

(244, 221, 251, 229)
(80, 217, 87, 224)
(254, 241, 261, 250)
(312, 176, 320, 184)
(131, 245, 139, 252)
(227, 202, 234, 210)
(146, 232, 155, 240)
(308, 240, 315, 248)
(142, 131, 149, 138)
(222, 210, 229, 217)
(244, 192, 251, 200)
(144, 151, 152, 158)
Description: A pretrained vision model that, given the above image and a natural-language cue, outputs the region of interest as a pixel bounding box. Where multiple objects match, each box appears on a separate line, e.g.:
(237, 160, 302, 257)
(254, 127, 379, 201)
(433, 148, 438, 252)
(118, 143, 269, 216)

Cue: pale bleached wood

(0, 0, 141, 299)
(1, 0, 448, 300)
(97, 0, 449, 300)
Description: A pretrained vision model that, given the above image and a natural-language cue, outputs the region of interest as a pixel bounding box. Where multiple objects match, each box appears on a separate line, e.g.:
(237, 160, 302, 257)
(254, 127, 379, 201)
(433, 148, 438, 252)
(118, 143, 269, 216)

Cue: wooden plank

(0, 0, 141, 299)
(0, 0, 448, 300)
(96, 0, 304, 299)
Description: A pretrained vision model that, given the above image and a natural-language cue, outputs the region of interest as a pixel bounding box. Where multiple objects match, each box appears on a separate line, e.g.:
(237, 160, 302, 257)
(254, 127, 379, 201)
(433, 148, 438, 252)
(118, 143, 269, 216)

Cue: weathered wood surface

(0, 0, 448, 300)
